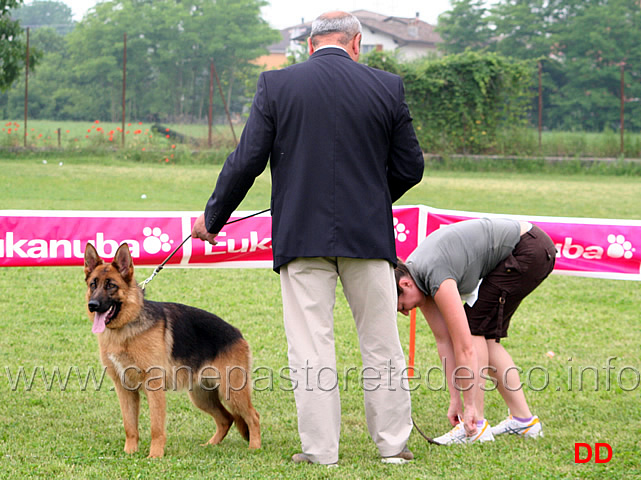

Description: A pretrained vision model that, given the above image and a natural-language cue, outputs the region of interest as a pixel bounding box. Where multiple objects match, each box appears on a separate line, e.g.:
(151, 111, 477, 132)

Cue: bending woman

(395, 217, 556, 444)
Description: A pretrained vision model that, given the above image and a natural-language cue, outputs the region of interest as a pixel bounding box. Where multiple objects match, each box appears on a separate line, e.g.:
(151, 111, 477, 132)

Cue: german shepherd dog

(83, 242, 260, 458)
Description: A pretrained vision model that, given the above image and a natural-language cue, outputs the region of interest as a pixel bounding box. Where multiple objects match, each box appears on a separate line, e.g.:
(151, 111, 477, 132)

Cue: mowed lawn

(0, 157, 640, 479)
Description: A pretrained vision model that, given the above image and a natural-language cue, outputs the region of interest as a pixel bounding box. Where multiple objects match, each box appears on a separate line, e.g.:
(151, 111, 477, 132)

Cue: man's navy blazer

(205, 47, 424, 271)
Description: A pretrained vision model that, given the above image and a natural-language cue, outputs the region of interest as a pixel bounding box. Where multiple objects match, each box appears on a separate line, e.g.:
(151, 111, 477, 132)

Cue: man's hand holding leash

(192, 214, 218, 246)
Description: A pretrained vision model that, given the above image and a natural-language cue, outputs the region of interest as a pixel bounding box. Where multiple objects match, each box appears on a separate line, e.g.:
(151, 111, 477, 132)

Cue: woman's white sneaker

(433, 419, 495, 445)
(491, 415, 543, 438)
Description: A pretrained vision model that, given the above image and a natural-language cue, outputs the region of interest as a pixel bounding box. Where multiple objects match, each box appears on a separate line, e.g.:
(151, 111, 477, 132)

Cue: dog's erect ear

(112, 243, 135, 282)
(84, 243, 103, 280)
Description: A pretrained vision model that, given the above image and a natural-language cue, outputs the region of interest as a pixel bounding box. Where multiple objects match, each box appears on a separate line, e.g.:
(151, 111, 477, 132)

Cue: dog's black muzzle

(88, 299, 102, 312)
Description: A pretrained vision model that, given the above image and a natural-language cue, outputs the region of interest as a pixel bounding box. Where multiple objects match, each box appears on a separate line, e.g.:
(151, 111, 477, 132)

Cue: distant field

(3, 119, 641, 159)
(0, 119, 237, 151)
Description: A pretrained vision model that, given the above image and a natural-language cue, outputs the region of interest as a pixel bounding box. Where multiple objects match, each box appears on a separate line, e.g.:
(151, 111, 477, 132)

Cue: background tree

(437, 0, 641, 132)
(436, 0, 492, 54)
(1, 0, 37, 91)
(0, 0, 280, 122)
(1, 25, 69, 118)
(550, 0, 641, 130)
(62, 0, 278, 122)
(490, 0, 554, 60)
(11, 0, 74, 35)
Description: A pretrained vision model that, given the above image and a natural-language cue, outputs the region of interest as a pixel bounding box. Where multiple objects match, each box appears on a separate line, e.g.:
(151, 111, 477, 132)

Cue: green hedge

(366, 51, 533, 154)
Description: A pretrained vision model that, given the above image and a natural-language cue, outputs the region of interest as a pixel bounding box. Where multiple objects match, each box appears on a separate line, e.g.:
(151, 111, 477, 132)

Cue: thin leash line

(411, 416, 441, 445)
(139, 208, 270, 290)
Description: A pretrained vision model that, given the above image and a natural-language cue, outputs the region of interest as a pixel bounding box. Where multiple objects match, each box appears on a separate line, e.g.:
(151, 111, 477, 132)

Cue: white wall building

(258, 9, 442, 69)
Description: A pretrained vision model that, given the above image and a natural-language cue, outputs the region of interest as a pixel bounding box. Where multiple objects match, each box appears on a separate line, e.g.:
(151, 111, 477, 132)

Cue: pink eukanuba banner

(423, 207, 641, 281)
(1, 207, 639, 280)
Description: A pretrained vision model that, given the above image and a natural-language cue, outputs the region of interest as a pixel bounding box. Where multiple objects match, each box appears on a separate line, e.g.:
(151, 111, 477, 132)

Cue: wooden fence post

(24, 28, 30, 148)
(620, 62, 625, 156)
(122, 32, 127, 147)
(211, 59, 238, 146)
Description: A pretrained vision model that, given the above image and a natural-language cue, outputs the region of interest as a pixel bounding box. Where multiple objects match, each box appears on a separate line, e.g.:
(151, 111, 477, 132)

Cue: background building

(253, 10, 441, 69)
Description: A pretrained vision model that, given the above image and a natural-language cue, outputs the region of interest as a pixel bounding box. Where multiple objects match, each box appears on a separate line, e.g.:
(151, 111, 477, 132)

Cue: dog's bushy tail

(234, 415, 250, 442)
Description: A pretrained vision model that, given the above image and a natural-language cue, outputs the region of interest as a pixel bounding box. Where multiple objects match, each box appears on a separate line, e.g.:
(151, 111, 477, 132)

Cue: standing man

(192, 11, 424, 465)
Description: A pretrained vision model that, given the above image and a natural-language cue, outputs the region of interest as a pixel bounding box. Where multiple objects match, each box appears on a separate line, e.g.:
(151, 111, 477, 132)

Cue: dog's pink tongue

(92, 312, 107, 334)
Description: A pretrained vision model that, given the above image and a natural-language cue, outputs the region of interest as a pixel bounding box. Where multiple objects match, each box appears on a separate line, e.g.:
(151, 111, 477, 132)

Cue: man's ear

(352, 33, 361, 57)
(399, 277, 414, 289)
(308, 37, 315, 55)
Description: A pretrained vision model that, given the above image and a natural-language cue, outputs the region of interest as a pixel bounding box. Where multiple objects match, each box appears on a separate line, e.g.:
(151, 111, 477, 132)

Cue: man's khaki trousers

(280, 257, 413, 464)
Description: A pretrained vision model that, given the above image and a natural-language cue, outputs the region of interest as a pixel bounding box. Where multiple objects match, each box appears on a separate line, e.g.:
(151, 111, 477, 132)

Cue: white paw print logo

(394, 217, 410, 242)
(606, 234, 635, 259)
(142, 227, 173, 254)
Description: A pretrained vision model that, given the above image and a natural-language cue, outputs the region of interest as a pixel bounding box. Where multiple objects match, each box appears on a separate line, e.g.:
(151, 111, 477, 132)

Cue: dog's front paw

(124, 439, 139, 454)
(147, 445, 165, 458)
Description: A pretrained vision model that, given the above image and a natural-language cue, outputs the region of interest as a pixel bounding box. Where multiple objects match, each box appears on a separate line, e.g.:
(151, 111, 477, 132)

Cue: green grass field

(0, 157, 640, 479)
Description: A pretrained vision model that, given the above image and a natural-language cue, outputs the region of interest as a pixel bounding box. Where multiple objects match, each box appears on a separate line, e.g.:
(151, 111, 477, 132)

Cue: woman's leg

(486, 339, 532, 418)
(472, 335, 490, 419)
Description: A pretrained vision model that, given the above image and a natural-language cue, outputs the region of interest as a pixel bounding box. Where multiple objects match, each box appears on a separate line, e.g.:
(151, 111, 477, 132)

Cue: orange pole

(408, 308, 416, 378)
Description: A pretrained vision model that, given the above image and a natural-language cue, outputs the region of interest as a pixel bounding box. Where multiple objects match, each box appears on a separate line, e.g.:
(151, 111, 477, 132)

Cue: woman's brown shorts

(464, 224, 557, 341)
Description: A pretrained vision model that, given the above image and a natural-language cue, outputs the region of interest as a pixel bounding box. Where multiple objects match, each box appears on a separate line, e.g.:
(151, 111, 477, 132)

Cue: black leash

(412, 416, 442, 445)
(139, 208, 270, 290)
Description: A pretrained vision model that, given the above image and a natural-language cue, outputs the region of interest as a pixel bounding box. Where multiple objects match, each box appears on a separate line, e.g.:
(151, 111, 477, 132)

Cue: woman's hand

(462, 405, 478, 437)
(447, 397, 463, 427)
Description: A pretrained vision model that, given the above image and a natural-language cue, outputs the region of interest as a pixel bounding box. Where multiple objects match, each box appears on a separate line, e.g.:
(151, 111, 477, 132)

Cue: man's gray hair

(310, 12, 362, 46)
